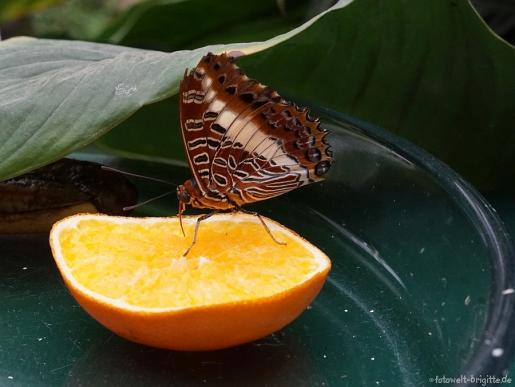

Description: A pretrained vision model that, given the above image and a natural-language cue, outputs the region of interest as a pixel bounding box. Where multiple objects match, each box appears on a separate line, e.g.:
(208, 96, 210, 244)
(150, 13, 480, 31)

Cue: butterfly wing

(180, 53, 253, 196)
(180, 53, 333, 207)
(179, 61, 215, 196)
(228, 102, 332, 205)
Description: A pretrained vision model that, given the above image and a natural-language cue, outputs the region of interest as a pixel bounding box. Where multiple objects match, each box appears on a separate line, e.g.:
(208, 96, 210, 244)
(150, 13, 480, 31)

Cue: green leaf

(99, 0, 310, 51)
(96, 97, 186, 167)
(0, 37, 200, 181)
(238, 0, 515, 191)
(102, 0, 515, 191)
(0, 1, 349, 181)
(2, 0, 515, 192)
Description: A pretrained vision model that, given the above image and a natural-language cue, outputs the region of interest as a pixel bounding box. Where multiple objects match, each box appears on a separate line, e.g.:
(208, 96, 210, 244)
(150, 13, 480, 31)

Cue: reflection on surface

(65, 331, 313, 386)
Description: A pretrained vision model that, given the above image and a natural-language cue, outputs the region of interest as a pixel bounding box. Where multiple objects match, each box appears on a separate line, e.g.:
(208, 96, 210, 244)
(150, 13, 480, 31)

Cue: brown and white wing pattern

(179, 60, 217, 195)
(179, 52, 333, 208)
(227, 101, 332, 206)
(180, 53, 251, 198)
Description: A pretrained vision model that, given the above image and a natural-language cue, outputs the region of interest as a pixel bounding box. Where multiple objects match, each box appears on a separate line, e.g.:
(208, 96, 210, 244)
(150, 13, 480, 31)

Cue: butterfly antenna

(101, 166, 176, 186)
(123, 190, 174, 211)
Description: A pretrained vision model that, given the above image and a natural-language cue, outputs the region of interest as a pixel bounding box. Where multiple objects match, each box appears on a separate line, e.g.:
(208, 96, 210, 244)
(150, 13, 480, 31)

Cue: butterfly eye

(176, 185, 191, 203)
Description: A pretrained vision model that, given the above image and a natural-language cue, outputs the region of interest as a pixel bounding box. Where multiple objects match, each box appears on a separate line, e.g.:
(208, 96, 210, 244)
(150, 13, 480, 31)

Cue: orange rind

(49, 213, 331, 351)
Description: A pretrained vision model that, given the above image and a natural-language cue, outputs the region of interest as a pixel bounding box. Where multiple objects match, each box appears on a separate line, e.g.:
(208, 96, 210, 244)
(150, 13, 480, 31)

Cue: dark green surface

(1, 115, 511, 386)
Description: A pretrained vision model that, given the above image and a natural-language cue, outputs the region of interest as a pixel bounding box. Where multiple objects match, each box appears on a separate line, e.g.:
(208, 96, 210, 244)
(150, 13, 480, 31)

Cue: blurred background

(0, 0, 331, 44)
(1, 1, 514, 45)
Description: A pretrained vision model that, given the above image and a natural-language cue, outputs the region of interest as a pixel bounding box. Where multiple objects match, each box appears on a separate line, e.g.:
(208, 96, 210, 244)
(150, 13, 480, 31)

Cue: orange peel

(49, 213, 331, 351)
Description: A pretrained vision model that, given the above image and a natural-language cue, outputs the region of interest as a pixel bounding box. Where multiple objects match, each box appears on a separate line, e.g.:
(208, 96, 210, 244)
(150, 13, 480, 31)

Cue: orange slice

(49, 213, 331, 351)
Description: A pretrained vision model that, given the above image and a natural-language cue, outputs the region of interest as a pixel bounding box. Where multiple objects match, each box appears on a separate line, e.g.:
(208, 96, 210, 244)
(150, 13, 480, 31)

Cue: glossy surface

(1, 111, 513, 386)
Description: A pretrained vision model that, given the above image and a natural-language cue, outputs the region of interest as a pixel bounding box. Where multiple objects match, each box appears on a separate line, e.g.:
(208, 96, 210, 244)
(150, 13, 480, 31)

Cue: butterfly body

(177, 52, 333, 218)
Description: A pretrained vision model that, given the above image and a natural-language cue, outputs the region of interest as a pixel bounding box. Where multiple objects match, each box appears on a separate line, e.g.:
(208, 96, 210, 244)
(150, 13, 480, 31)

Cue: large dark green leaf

(0, 1, 348, 181)
(240, 0, 515, 191)
(95, 97, 186, 166)
(101, 0, 515, 191)
(99, 0, 310, 51)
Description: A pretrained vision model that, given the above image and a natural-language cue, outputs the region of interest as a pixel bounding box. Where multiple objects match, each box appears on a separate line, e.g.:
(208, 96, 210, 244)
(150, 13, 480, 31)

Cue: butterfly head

(177, 178, 205, 212)
(177, 182, 192, 237)
(177, 182, 192, 213)
(176, 184, 190, 203)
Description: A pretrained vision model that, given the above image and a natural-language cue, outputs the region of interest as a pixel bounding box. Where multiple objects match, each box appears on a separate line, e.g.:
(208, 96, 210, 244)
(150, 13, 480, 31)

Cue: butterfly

(177, 52, 333, 254)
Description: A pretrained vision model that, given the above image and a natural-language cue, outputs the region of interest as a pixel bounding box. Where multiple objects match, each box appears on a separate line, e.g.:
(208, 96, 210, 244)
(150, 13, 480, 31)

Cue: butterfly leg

(182, 211, 218, 256)
(237, 209, 287, 246)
